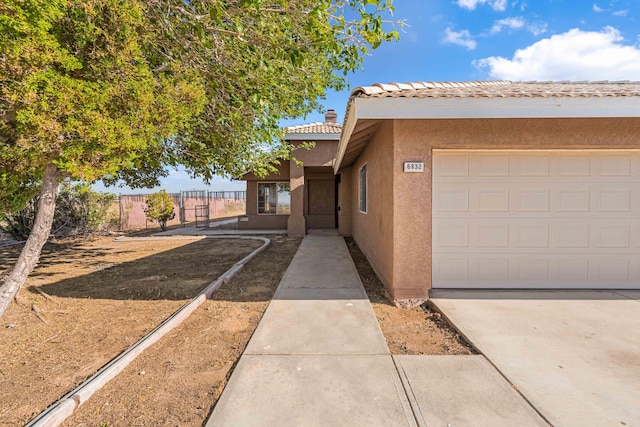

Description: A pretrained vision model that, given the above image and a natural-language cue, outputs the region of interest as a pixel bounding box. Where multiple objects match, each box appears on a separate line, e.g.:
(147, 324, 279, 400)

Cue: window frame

(358, 163, 367, 214)
(257, 181, 291, 215)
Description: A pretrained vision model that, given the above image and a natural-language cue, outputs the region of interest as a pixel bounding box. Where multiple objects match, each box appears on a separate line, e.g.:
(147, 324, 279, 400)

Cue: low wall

(119, 192, 246, 230)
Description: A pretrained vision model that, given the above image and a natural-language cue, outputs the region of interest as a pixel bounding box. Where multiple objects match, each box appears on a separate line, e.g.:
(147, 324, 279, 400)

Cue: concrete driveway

(431, 290, 640, 427)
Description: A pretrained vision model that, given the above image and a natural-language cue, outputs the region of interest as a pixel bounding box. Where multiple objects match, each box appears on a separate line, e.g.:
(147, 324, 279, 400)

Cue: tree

(144, 190, 176, 231)
(0, 0, 400, 318)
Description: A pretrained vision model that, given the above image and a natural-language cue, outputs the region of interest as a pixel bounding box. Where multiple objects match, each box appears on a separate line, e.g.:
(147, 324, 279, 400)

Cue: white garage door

(432, 150, 640, 289)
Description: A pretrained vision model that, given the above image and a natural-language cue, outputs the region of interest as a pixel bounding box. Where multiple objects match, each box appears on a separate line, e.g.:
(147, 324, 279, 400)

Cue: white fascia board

(334, 102, 358, 173)
(285, 133, 341, 141)
(354, 96, 640, 119)
(333, 95, 640, 172)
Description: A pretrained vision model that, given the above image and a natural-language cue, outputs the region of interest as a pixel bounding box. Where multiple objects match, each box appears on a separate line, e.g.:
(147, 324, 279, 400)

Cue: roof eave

(334, 96, 640, 172)
(355, 96, 640, 119)
(334, 102, 358, 174)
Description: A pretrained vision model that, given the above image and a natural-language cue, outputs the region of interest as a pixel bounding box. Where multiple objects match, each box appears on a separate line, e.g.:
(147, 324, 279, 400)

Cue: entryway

(304, 166, 337, 229)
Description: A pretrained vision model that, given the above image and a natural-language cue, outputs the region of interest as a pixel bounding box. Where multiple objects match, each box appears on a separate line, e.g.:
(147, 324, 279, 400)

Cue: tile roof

(351, 80, 640, 99)
(285, 122, 342, 134)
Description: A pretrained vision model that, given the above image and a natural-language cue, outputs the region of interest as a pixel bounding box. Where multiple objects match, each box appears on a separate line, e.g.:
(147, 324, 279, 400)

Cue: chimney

(325, 109, 337, 124)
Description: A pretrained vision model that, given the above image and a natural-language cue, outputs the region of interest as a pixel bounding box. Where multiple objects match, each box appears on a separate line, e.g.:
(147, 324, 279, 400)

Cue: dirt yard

(1, 233, 472, 427)
(0, 235, 281, 426)
(345, 237, 475, 355)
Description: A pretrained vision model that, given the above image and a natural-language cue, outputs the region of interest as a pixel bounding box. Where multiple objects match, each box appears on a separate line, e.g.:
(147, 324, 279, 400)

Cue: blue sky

(95, 0, 640, 194)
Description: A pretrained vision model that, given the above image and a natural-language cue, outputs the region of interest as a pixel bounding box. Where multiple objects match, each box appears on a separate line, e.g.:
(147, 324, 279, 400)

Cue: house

(244, 81, 640, 302)
(239, 110, 341, 234)
(336, 80, 640, 301)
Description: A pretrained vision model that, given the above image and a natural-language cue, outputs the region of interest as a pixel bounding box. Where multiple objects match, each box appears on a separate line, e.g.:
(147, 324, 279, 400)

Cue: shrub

(1, 183, 117, 240)
(1, 198, 38, 241)
(144, 190, 176, 231)
(53, 183, 117, 236)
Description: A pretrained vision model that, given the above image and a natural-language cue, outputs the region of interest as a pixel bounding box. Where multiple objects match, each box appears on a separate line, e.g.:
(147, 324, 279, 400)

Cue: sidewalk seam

(392, 356, 426, 427)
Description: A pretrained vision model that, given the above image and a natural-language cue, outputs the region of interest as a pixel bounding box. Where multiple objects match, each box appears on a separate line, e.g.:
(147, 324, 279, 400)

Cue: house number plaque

(403, 162, 424, 173)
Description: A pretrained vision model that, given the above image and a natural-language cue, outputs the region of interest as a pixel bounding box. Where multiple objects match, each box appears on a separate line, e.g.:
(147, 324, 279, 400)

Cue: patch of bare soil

(0, 235, 278, 426)
(64, 235, 300, 426)
(345, 237, 475, 355)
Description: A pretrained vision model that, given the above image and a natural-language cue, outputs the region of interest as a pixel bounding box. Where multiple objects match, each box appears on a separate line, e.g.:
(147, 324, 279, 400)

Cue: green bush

(144, 190, 176, 231)
(0, 198, 38, 241)
(1, 183, 117, 240)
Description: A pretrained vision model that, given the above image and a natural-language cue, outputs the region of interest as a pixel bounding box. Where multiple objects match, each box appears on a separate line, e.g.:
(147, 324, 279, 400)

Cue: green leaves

(144, 190, 176, 231)
(1, 0, 400, 211)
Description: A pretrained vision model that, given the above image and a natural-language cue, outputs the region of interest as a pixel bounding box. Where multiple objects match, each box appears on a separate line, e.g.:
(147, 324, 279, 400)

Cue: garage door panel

(474, 186, 510, 212)
(476, 154, 510, 177)
(436, 218, 639, 254)
(437, 152, 640, 183)
(515, 187, 550, 212)
(433, 185, 469, 213)
(434, 255, 640, 289)
(433, 153, 469, 178)
(594, 154, 632, 177)
(590, 259, 630, 283)
(554, 154, 591, 177)
(554, 187, 591, 212)
(476, 223, 509, 247)
(555, 224, 590, 248)
(594, 224, 630, 248)
(440, 183, 640, 217)
(512, 154, 550, 177)
(433, 150, 640, 289)
(594, 187, 631, 212)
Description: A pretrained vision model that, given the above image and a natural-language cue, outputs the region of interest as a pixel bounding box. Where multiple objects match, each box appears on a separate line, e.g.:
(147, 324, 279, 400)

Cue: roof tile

(351, 80, 640, 100)
(285, 122, 342, 134)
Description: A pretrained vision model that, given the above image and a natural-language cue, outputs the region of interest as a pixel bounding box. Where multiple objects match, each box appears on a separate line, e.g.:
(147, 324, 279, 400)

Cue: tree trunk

(0, 163, 61, 319)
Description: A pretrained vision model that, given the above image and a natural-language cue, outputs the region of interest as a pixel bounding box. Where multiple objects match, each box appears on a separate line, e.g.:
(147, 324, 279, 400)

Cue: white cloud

(443, 27, 477, 50)
(474, 27, 640, 81)
(527, 22, 548, 36)
(491, 17, 525, 33)
(492, 0, 507, 11)
(592, 4, 629, 16)
(457, 0, 483, 10)
(457, 0, 508, 11)
(490, 17, 546, 36)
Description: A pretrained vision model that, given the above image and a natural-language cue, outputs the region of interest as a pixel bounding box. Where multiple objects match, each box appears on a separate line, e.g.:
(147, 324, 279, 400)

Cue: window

(359, 164, 367, 213)
(258, 182, 291, 214)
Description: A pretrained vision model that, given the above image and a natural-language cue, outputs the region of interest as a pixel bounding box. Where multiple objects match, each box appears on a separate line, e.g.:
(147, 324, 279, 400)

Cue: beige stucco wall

(338, 166, 353, 236)
(350, 120, 395, 294)
(349, 117, 640, 300)
(293, 140, 338, 166)
(242, 161, 290, 182)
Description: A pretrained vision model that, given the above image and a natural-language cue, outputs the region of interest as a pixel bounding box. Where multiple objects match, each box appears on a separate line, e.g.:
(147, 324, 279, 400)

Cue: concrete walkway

(431, 290, 640, 427)
(206, 232, 545, 426)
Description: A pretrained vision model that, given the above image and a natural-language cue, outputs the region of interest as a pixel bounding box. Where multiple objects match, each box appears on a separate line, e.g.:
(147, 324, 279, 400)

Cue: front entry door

(307, 179, 336, 228)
